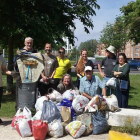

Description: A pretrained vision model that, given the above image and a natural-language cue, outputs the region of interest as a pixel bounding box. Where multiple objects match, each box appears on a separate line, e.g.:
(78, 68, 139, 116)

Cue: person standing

(53, 47, 72, 89)
(112, 53, 130, 108)
(76, 49, 94, 89)
(0, 54, 13, 124)
(79, 66, 106, 100)
(39, 43, 59, 95)
(98, 45, 117, 95)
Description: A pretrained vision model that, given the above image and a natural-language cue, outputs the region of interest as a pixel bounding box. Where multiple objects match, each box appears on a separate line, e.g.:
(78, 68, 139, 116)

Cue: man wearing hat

(98, 45, 117, 95)
(79, 66, 106, 100)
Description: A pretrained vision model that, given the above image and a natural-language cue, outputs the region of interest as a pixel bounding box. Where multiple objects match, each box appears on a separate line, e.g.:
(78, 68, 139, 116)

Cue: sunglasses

(59, 51, 64, 54)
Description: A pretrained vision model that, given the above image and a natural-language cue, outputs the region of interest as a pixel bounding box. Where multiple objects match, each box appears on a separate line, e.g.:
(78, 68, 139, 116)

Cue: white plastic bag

(11, 108, 25, 129)
(16, 118, 32, 137)
(23, 107, 32, 119)
(48, 120, 63, 138)
(48, 88, 63, 102)
(35, 96, 48, 111)
(106, 77, 116, 89)
(32, 110, 42, 121)
(104, 94, 119, 111)
(65, 121, 86, 138)
(72, 95, 89, 113)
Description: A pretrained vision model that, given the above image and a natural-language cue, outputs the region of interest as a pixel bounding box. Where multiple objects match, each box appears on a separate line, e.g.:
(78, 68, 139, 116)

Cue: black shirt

(100, 56, 117, 77)
(85, 60, 94, 70)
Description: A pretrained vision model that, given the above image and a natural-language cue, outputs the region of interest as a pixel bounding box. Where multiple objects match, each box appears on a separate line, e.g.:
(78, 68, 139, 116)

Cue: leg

(116, 84, 122, 108)
(53, 78, 61, 90)
(121, 89, 129, 108)
(0, 87, 3, 109)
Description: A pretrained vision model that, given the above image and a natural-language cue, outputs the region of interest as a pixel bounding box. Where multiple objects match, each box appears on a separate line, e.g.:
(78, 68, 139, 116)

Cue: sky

(74, 0, 136, 47)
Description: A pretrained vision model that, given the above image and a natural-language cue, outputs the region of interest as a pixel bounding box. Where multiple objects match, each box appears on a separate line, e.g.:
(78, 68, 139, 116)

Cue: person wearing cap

(79, 66, 106, 100)
(98, 45, 117, 95)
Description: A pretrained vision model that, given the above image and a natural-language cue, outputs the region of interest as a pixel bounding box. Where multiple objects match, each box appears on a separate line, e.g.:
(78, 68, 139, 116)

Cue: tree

(78, 39, 98, 57)
(0, 0, 100, 92)
(100, 16, 129, 53)
(121, 0, 140, 44)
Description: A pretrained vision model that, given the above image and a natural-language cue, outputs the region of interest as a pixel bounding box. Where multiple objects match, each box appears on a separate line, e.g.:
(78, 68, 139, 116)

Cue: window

(135, 48, 139, 52)
(135, 53, 139, 57)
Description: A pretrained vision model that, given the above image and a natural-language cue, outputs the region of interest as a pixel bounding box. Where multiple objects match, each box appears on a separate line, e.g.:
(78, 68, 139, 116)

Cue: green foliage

(0, 0, 100, 49)
(78, 39, 98, 57)
(68, 47, 78, 61)
(121, 0, 140, 44)
(100, 16, 129, 53)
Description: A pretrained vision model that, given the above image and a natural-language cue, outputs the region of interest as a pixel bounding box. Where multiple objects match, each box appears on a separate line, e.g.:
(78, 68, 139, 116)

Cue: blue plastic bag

(92, 111, 109, 135)
(41, 101, 61, 123)
(60, 99, 76, 118)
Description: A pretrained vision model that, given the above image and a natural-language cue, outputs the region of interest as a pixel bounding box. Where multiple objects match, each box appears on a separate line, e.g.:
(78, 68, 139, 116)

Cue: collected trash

(65, 121, 86, 138)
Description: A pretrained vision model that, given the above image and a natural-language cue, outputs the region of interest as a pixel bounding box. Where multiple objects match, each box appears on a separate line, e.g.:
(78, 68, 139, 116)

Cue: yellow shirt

(53, 57, 72, 79)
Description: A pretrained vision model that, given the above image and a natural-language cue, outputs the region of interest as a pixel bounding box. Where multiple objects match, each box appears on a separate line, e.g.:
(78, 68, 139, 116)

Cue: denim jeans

(103, 77, 116, 96)
(116, 83, 129, 108)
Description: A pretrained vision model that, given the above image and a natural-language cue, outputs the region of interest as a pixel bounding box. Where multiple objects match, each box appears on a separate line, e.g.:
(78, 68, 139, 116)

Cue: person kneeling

(79, 66, 106, 100)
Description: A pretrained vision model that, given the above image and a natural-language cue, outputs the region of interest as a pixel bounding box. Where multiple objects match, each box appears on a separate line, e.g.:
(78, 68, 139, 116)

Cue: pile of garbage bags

(11, 89, 120, 139)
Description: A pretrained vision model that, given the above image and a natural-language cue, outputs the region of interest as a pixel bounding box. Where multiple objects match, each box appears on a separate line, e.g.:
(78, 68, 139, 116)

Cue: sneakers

(0, 119, 4, 125)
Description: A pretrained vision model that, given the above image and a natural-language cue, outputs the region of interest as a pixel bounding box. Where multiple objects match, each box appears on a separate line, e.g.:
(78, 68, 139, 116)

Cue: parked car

(128, 60, 140, 71)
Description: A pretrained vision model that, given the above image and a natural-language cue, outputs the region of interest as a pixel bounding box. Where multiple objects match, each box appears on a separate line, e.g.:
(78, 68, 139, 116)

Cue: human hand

(100, 72, 105, 78)
(11, 71, 20, 80)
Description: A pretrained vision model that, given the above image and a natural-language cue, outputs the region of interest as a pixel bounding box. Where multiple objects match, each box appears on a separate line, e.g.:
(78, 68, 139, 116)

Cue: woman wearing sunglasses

(53, 47, 72, 89)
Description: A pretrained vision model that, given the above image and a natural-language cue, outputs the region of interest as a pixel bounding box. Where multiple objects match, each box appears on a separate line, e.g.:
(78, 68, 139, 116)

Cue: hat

(106, 45, 115, 54)
(84, 66, 92, 71)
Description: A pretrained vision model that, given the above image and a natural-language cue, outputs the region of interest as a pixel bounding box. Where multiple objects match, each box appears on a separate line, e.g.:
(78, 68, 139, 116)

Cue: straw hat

(106, 45, 115, 54)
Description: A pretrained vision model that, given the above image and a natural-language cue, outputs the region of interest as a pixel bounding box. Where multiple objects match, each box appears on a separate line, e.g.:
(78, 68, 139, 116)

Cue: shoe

(0, 119, 4, 125)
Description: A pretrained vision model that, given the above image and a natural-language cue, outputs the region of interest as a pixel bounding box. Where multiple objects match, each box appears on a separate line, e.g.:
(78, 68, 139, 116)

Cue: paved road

(72, 67, 140, 74)
(0, 118, 140, 140)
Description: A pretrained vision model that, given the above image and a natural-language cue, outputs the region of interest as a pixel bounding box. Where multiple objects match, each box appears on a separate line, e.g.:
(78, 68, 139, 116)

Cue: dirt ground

(0, 118, 140, 140)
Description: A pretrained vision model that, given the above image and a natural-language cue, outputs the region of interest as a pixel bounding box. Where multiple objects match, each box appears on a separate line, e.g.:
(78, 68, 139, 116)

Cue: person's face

(81, 51, 87, 60)
(119, 55, 125, 65)
(45, 44, 52, 54)
(63, 76, 70, 86)
(24, 39, 33, 51)
(59, 49, 65, 56)
(85, 70, 93, 80)
(106, 50, 112, 57)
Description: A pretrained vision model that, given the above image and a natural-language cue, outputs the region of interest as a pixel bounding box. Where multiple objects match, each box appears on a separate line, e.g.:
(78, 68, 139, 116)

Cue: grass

(0, 73, 140, 118)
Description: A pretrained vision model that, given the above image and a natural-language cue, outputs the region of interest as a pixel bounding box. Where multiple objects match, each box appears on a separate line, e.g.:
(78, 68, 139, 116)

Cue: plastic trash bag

(108, 131, 133, 140)
(65, 121, 86, 138)
(103, 95, 119, 112)
(72, 95, 89, 113)
(76, 113, 93, 135)
(48, 119, 63, 138)
(16, 118, 32, 137)
(35, 96, 48, 111)
(32, 120, 48, 140)
(60, 99, 76, 118)
(32, 110, 42, 121)
(23, 106, 32, 119)
(92, 111, 109, 135)
(11, 108, 25, 129)
(63, 89, 79, 101)
(106, 77, 116, 89)
(41, 101, 61, 123)
(85, 95, 107, 112)
(48, 88, 63, 102)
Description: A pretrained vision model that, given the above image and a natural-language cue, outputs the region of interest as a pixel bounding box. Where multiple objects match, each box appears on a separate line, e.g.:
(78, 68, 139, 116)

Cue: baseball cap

(84, 66, 92, 71)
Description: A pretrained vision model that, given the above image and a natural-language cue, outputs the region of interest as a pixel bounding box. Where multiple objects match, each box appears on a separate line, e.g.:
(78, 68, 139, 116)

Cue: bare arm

(82, 92, 92, 100)
(98, 64, 105, 78)
(50, 69, 56, 78)
(102, 87, 106, 96)
(1, 65, 11, 75)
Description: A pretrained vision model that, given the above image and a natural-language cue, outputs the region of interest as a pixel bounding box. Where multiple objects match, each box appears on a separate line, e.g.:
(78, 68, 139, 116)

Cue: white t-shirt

(0, 55, 7, 87)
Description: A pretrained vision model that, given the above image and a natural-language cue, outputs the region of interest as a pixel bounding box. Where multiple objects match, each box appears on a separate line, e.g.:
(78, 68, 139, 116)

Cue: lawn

(0, 73, 140, 118)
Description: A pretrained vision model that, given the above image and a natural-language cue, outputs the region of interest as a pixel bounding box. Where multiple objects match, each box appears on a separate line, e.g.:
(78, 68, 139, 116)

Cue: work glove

(11, 71, 20, 81)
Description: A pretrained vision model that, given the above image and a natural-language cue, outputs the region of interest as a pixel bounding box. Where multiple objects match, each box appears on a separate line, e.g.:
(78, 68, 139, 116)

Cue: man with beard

(39, 43, 59, 95)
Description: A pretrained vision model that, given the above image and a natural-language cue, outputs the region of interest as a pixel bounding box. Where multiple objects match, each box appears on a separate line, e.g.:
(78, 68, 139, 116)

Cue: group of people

(0, 37, 130, 124)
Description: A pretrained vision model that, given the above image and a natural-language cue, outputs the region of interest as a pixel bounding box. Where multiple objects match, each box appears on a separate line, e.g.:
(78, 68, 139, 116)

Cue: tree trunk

(6, 36, 14, 93)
